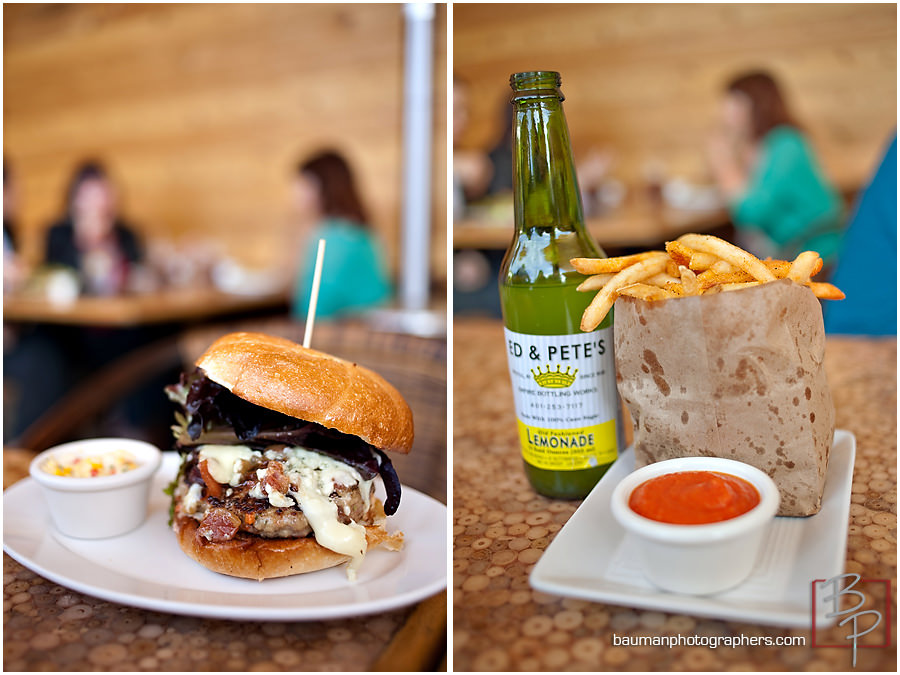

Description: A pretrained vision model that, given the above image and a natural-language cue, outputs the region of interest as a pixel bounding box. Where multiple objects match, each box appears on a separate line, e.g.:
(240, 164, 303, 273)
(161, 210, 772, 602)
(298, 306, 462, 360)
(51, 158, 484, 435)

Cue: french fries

(662, 281, 686, 297)
(677, 233, 776, 282)
(678, 266, 701, 296)
(616, 283, 677, 301)
(580, 253, 669, 331)
(645, 272, 681, 287)
(664, 241, 694, 268)
(787, 251, 823, 283)
(665, 239, 730, 272)
(576, 273, 615, 292)
(806, 282, 845, 300)
(571, 251, 663, 275)
(696, 268, 752, 290)
(709, 260, 734, 274)
(572, 234, 844, 330)
(692, 252, 728, 272)
(707, 281, 763, 293)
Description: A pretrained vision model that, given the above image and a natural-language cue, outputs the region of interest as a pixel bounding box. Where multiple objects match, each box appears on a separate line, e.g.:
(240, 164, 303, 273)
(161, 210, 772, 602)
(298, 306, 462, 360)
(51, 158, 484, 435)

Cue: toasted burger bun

(195, 331, 414, 454)
(174, 501, 404, 581)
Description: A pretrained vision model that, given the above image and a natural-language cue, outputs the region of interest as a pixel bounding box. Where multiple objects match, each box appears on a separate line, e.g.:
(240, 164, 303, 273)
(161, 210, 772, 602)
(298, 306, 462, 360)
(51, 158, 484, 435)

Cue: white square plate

(530, 429, 855, 627)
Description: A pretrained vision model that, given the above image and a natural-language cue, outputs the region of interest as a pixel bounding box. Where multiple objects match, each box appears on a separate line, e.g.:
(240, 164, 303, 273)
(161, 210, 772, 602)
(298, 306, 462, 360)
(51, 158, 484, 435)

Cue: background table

(453, 318, 896, 671)
(453, 202, 729, 252)
(3, 286, 290, 327)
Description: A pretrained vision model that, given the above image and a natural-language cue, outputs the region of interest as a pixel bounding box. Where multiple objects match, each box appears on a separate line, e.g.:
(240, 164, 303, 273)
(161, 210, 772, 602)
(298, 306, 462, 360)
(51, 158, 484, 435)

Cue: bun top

(195, 332, 413, 454)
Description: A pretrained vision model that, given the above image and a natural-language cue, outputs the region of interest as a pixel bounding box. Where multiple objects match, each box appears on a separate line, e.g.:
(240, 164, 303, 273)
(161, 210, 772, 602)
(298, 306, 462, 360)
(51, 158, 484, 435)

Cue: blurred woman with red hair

(707, 70, 843, 267)
(291, 150, 392, 320)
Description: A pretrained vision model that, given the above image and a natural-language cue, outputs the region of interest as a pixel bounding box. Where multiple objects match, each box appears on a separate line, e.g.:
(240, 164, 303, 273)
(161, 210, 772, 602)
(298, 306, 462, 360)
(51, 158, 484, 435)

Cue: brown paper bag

(614, 279, 835, 516)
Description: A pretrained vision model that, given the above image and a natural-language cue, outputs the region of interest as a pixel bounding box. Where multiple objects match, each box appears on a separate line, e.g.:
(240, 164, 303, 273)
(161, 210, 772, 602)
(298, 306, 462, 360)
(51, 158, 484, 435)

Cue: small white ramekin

(611, 456, 780, 595)
(29, 438, 162, 539)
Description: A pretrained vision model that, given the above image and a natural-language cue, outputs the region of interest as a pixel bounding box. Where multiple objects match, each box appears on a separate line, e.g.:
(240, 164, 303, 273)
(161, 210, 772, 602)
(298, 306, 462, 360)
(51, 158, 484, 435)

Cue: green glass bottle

(499, 71, 621, 499)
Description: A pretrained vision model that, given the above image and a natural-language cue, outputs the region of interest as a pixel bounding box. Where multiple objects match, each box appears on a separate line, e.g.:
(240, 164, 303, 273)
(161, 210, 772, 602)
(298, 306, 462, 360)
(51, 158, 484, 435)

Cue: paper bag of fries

(574, 235, 841, 516)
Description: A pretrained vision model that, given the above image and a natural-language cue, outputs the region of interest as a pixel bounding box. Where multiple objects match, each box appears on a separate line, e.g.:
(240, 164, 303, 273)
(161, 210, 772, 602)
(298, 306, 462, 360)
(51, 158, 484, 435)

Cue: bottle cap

(510, 70, 561, 91)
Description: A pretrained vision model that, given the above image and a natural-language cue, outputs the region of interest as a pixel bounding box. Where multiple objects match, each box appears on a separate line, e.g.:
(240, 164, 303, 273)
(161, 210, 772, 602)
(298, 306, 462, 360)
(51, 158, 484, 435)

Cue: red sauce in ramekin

(628, 470, 761, 524)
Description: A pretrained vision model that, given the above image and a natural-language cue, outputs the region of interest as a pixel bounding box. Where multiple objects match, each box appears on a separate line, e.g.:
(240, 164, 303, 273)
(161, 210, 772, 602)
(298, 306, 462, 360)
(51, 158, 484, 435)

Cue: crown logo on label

(531, 364, 578, 389)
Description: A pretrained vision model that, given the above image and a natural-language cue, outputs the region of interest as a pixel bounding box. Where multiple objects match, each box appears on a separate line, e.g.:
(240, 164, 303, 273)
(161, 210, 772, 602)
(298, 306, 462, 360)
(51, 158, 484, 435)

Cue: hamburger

(164, 331, 412, 580)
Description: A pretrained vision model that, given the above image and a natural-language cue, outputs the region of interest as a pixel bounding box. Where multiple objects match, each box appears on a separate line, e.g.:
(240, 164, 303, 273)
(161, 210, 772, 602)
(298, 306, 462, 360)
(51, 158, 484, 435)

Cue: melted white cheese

(277, 446, 371, 578)
(197, 445, 260, 485)
(248, 468, 267, 500)
(290, 475, 367, 580)
(265, 484, 295, 508)
(200, 444, 377, 579)
(183, 482, 204, 513)
(359, 478, 374, 514)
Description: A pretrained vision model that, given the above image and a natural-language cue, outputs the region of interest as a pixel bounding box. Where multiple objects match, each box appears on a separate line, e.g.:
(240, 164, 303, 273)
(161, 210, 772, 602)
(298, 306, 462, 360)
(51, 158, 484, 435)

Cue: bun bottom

(174, 503, 403, 581)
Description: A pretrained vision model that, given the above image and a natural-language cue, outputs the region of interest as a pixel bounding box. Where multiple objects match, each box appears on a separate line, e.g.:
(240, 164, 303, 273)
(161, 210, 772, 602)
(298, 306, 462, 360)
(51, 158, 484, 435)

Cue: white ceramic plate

(4, 453, 447, 621)
(530, 430, 856, 627)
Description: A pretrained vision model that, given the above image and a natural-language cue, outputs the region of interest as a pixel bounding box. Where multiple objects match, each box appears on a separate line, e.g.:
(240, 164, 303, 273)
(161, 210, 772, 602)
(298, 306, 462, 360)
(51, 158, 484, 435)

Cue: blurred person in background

(4, 159, 68, 443)
(453, 75, 493, 219)
(578, 149, 619, 219)
(706, 71, 843, 268)
(825, 133, 897, 336)
(484, 99, 513, 197)
(45, 160, 143, 296)
(15, 161, 158, 441)
(290, 150, 392, 320)
(4, 159, 27, 294)
(452, 80, 507, 317)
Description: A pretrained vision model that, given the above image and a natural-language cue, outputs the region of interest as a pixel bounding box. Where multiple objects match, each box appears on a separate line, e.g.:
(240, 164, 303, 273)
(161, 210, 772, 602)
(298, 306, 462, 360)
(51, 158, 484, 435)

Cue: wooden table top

(453, 318, 896, 671)
(453, 202, 729, 251)
(2, 286, 290, 327)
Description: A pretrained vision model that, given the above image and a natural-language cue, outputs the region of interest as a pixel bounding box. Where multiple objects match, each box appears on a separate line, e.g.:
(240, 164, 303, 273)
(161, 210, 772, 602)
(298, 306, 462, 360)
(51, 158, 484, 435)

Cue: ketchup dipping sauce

(629, 470, 760, 524)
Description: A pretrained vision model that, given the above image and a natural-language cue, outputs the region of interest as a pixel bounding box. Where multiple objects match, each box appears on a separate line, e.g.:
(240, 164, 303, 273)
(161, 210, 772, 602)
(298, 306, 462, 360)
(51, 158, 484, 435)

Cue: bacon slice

(263, 461, 290, 494)
(198, 459, 224, 499)
(198, 507, 241, 542)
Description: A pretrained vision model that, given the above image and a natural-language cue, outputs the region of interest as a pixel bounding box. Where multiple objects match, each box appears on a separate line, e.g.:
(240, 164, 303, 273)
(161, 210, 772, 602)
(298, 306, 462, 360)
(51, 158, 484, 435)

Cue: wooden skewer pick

(303, 238, 326, 349)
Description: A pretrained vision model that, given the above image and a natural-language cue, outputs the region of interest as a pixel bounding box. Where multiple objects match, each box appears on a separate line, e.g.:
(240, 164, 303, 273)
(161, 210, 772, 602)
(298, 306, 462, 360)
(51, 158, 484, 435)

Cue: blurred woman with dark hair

(707, 70, 843, 265)
(45, 160, 143, 295)
(4, 158, 27, 294)
(291, 150, 391, 319)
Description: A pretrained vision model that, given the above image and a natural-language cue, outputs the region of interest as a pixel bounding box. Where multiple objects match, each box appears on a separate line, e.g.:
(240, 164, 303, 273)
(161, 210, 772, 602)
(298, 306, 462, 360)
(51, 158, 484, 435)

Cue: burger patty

(175, 455, 374, 542)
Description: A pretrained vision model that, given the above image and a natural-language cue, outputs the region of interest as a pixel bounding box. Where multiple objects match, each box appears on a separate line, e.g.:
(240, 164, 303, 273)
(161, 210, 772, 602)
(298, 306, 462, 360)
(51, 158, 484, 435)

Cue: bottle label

(504, 327, 619, 471)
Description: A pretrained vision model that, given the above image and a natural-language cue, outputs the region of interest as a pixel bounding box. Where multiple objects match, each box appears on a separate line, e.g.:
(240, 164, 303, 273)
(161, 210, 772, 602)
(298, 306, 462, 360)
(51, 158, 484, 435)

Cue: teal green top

(731, 126, 844, 263)
(291, 218, 392, 320)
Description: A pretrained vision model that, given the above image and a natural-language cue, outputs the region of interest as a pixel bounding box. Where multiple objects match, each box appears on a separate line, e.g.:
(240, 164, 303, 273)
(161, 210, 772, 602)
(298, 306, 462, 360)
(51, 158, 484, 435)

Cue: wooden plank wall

(4, 3, 447, 279)
(455, 3, 896, 194)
